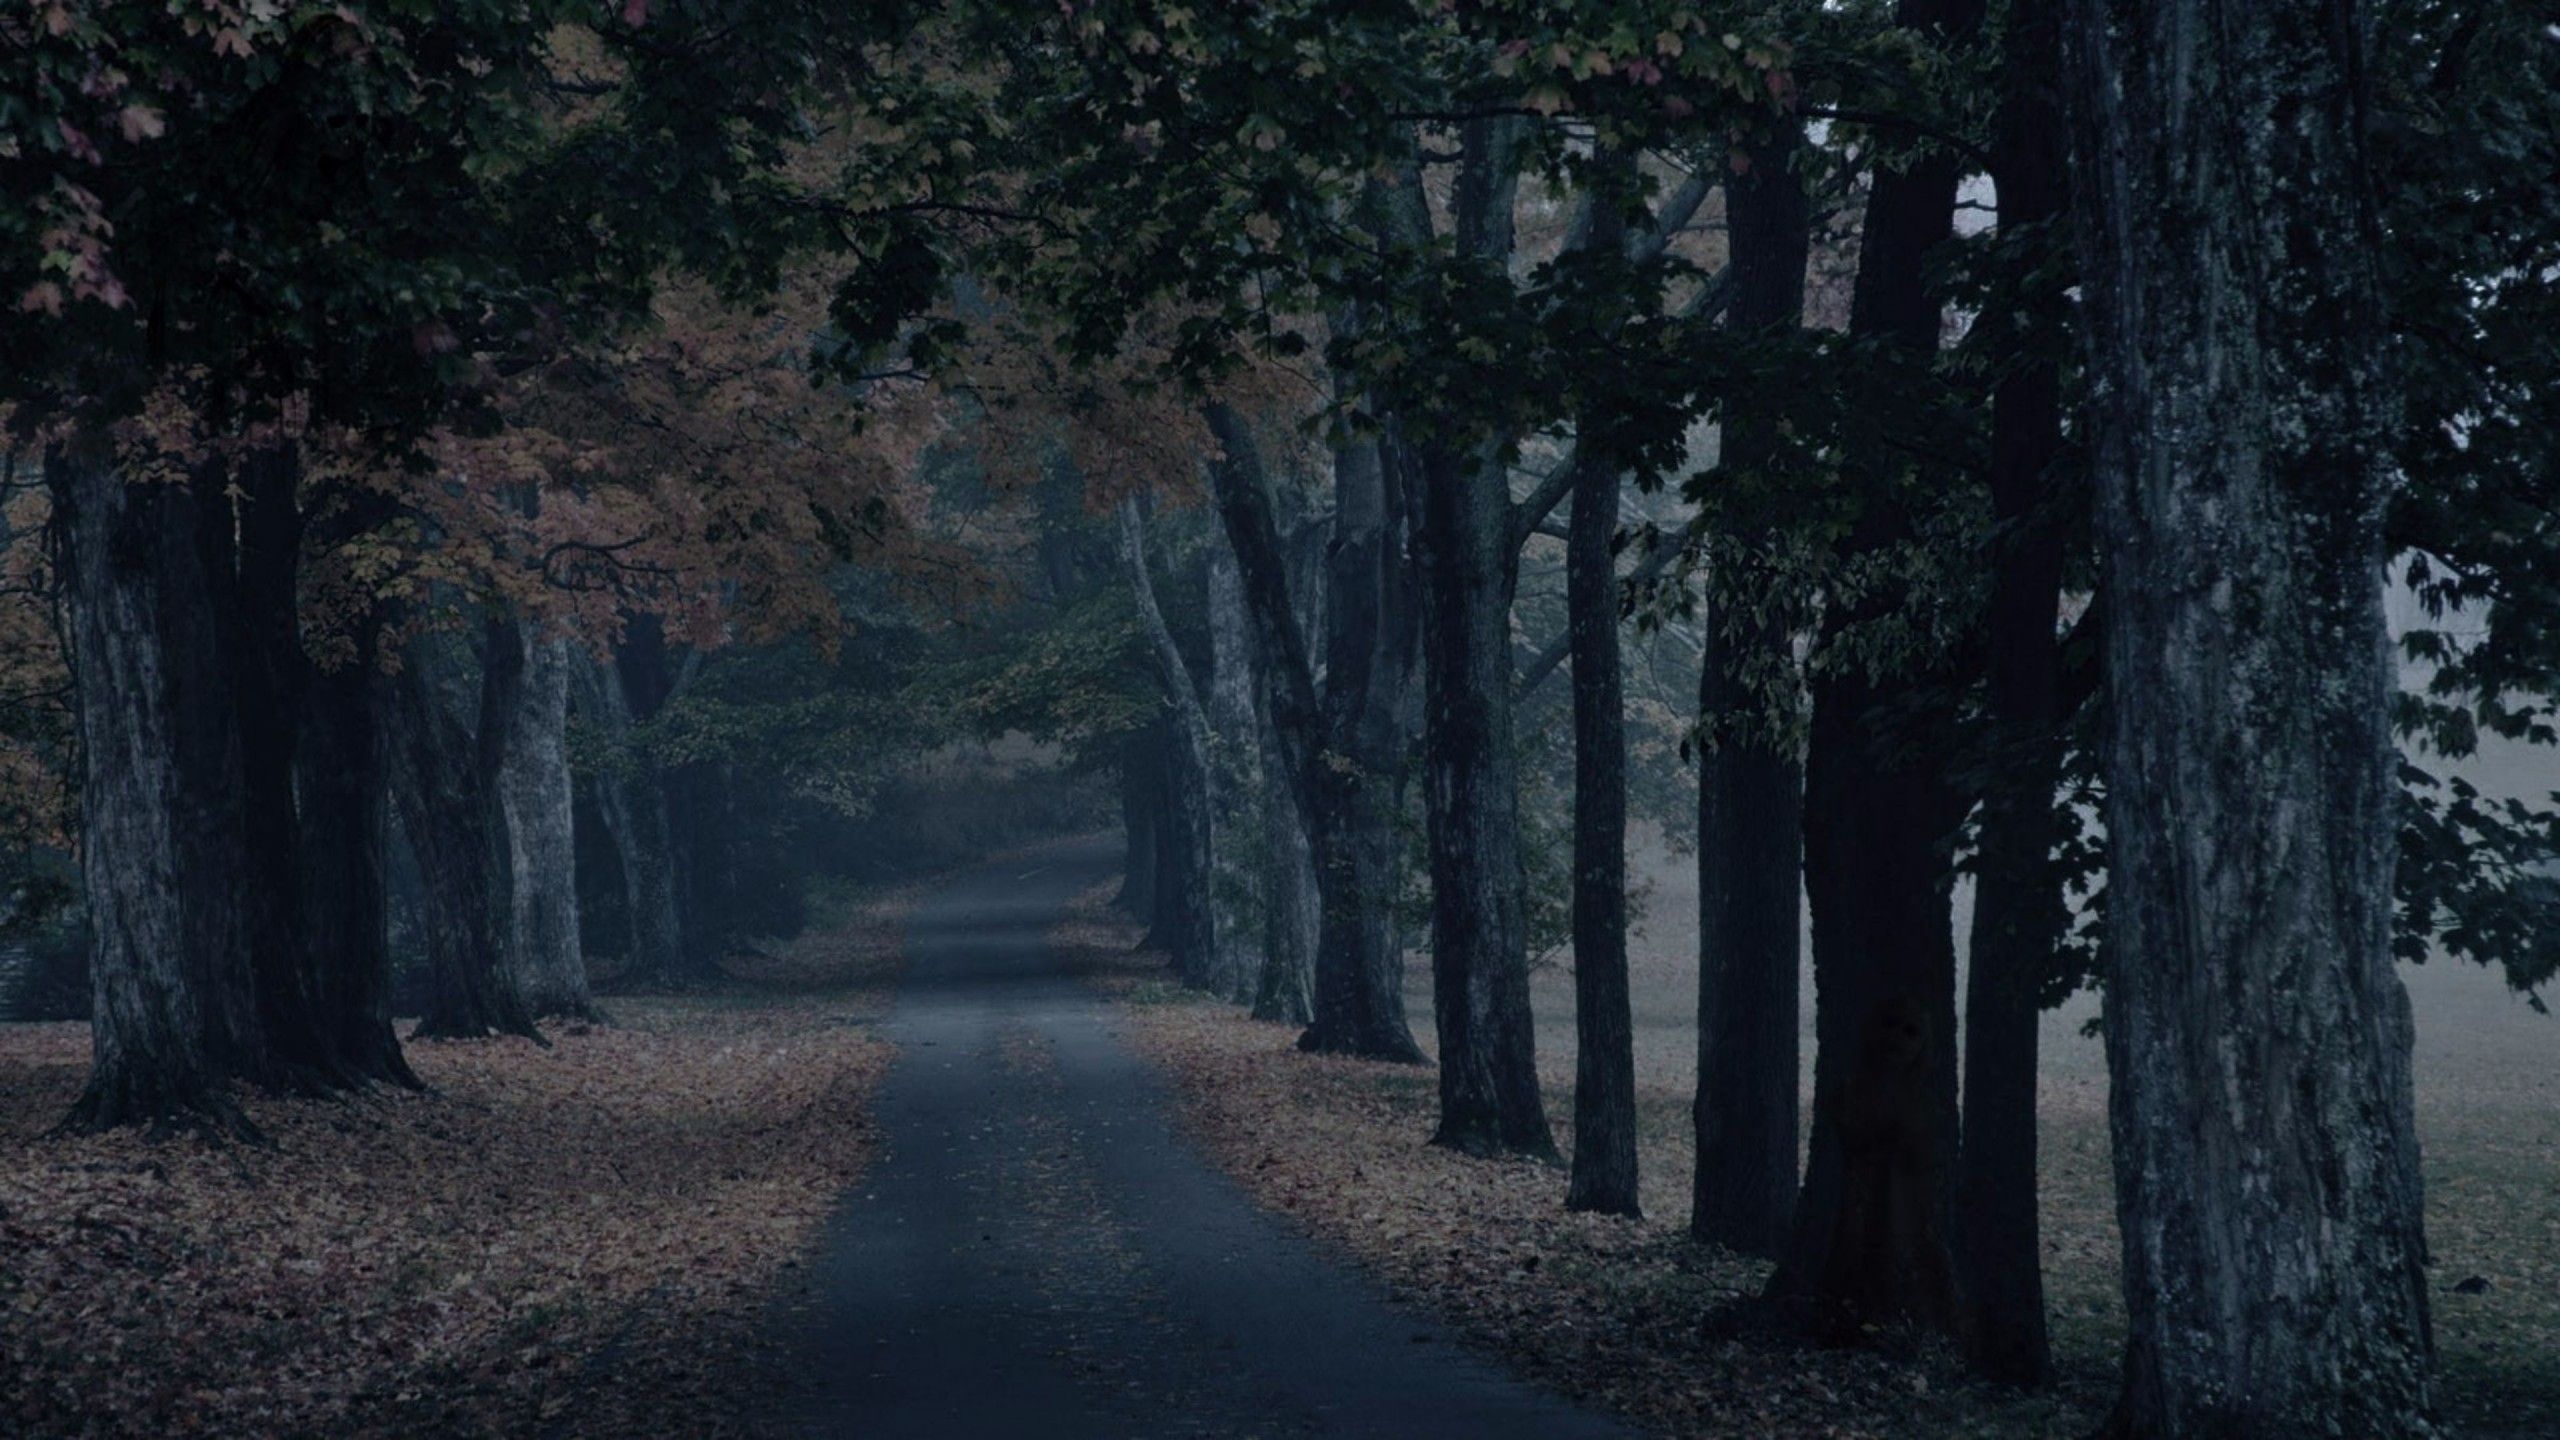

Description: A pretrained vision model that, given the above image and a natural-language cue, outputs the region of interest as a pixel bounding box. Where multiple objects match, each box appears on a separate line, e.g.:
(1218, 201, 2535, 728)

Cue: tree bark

(1283, 413, 1426, 1063)
(1957, 0, 2068, 1386)
(388, 631, 544, 1043)
(2066, 0, 2435, 1431)
(1774, 0, 1983, 1326)
(1116, 730, 1162, 920)
(1559, 148, 1640, 1215)
(219, 446, 334, 1091)
(47, 440, 242, 1133)
(1205, 545, 1264, 1002)
(295, 616, 419, 1089)
(1118, 499, 1221, 988)
(571, 645, 688, 989)
(1692, 123, 1812, 1257)
(1196, 403, 1416, 1048)
(498, 625, 597, 1020)
(1563, 438, 1638, 1214)
(1253, 711, 1320, 1024)
(1408, 116, 1556, 1160)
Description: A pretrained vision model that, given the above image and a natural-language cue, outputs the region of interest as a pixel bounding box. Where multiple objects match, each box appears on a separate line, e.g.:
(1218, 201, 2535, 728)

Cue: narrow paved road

(777, 834, 1629, 1439)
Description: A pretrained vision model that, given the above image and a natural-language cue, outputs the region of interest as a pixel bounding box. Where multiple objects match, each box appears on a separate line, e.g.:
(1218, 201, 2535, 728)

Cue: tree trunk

(1407, 117, 1555, 1160)
(48, 440, 243, 1133)
(1205, 545, 1264, 1002)
(498, 625, 596, 1020)
(1251, 484, 1325, 1026)
(295, 616, 419, 1089)
(388, 632, 543, 1043)
(1773, 0, 1983, 1327)
(1253, 684, 1320, 1025)
(572, 646, 688, 988)
(1564, 438, 1638, 1215)
(1957, 0, 2068, 1386)
(1118, 500, 1220, 988)
(2066, 0, 2435, 1431)
(213, 446, 334, 1092)
(1692, 124, 1812, 1257)
(163, 461, 270, 1088)
(1553, 156, 1641, 1214)
(1116, 731, 1160, 919)
(1291, 416, 1426, 1062)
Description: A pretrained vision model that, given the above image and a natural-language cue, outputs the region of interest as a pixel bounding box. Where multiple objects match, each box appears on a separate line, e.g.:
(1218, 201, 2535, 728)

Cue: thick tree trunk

(1410, 117, 1555, 1160)
(220, 446, 334, 1090)
(1118, 500, 1220, 988)
(388, 633, 543, 1043)
(571, 647, 688, 988)
(2066, 1, 2435, 1432)
(162, 462, 270, 1088)
(1196, 404, 1409, 1043)
(1205, 546, 1264, 1002)
(1958, 0, 2069, 1386)
(48, 441, 241, 1132)
(295, 619, 419, 1089)
(1692, 125, 1812, 1257)
(1292, 419, 1425, 1062)
(498, 626, 596, 1020)
(1774, 0, 1982, 1327)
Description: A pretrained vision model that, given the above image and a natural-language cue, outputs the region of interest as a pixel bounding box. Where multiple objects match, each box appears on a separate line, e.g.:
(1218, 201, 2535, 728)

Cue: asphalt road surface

(776, 834, 1629, 1440)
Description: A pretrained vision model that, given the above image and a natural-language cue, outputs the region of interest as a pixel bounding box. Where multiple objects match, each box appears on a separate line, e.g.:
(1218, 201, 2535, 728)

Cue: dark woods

(2, 2, 2554, 1438)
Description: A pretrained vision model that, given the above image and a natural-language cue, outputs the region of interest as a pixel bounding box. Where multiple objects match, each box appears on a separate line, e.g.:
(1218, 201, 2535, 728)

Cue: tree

(389, 624, 545, 1043)
(1953, 0, 2071, 1386)
(1561, 153, 1640, 1217)
(1117, 499, 1223, 989)
(1197, 400, 1427, 1059)
(1773, 0, 1986, 1328)
(1691, 121, 1813, 1258)
(2065, 0, 2436, 1431)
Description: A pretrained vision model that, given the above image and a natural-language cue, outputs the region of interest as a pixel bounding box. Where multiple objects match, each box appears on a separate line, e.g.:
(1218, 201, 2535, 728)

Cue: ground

(1090, 828, 2560, 1439)
(3, 832, 2547, 1438)
(771, 834, 1628, 1438)
(0, 884, 908, 1440)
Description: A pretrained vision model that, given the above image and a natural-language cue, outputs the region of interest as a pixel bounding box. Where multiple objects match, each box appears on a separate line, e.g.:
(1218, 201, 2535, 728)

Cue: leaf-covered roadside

(1071, 859, 2560, 1439)
(0, 893, 913, 1440)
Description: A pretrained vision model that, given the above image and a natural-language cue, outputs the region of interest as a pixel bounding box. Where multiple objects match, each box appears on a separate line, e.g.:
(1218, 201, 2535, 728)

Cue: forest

(0, 2, 2555, 1437)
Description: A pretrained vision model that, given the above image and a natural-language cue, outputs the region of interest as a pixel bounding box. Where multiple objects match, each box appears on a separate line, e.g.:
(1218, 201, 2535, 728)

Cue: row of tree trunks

(1773, 0, 1985, 1330)
(1691, 122, 1812, 1259)
(2065, 0, 2436, 1432)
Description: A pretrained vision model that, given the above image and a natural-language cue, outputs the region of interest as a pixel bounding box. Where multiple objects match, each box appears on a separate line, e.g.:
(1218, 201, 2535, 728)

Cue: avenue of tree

(2, 3, 2553, 1437)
